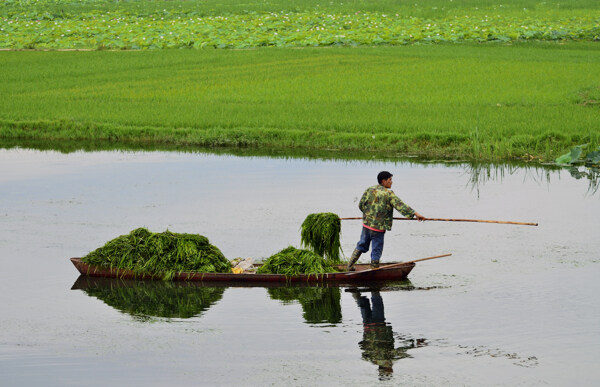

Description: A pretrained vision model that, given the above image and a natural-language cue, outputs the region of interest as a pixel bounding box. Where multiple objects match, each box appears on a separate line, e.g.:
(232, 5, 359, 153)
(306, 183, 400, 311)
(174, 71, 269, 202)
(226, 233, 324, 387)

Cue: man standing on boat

(347, 171, 426, 271)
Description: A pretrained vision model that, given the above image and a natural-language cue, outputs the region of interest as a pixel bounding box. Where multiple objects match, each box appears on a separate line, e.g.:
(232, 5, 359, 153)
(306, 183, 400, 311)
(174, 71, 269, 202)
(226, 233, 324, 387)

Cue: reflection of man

(351, 289, 422, 380)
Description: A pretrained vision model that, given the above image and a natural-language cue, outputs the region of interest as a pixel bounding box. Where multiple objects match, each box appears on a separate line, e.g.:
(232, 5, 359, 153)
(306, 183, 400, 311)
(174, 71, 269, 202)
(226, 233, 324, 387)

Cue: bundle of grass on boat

(256, 246, 339, 277)
(300, 212, 342, 263)
(81, 228, 231, 280)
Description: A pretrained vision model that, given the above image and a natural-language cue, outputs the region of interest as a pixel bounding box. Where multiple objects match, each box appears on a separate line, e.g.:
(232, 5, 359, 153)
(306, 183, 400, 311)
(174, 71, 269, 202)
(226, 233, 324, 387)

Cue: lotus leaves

(2, 1, 599, 50)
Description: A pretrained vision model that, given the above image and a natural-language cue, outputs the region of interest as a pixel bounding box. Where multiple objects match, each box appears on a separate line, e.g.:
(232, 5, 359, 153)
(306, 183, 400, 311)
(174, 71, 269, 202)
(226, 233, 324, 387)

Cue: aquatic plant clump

(82, 228, 231, 280)
(301, 212, 342, 263)
(256, 246, 339, 276)
(556, 144, 600, 167)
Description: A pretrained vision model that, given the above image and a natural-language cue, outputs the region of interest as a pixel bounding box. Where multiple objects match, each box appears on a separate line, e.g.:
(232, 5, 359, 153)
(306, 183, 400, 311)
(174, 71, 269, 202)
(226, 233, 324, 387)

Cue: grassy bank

(1, 44, 599, 160)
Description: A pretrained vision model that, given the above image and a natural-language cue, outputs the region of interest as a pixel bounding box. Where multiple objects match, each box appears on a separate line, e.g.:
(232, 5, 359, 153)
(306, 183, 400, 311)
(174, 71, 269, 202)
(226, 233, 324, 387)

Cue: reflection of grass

(79, 278, 226, 320)
(268, 286, 342, 324)
(466, 162, 552, 189)
(1, 44, 599, 161)
(567, 166, 600, 195)
(465, 162, 600, 196)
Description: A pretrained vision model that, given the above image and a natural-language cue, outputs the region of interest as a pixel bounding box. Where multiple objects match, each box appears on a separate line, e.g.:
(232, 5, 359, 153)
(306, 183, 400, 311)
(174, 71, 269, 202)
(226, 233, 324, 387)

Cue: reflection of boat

(71, 275, 226, 320)
(70, 258, 415, 283)
(268, 286, 342, 324)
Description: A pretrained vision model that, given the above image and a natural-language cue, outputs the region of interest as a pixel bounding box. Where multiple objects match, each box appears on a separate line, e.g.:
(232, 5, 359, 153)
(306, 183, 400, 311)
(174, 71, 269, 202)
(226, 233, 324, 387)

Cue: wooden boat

(70, 257, 415, 283)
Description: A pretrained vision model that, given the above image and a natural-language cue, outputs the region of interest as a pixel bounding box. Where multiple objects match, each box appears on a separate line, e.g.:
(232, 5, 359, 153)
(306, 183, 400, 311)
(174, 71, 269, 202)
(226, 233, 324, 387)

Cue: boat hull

(70, 258, 414, 283)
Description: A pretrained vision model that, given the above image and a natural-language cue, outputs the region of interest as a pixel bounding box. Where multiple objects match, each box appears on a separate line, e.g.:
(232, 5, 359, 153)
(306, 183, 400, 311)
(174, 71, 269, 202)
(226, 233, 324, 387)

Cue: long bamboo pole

(339, 217, 538, 226)
(404, 253, 453, 264)
(346, 253, 451, 276)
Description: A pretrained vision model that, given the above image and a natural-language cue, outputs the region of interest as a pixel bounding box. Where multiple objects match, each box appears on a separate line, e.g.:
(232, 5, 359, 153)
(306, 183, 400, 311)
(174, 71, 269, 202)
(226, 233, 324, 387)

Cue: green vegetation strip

(2, 0, 599, 49)
(82, 228, 231, 280)
(1, 45, 598, 160)
(257, 246, 340, 276)
(301, 213, 342, 263)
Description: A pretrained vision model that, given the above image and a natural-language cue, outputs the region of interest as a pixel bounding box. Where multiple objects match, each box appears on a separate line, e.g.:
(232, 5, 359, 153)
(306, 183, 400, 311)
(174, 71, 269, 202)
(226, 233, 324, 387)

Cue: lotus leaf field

(1, 0, 599, 50)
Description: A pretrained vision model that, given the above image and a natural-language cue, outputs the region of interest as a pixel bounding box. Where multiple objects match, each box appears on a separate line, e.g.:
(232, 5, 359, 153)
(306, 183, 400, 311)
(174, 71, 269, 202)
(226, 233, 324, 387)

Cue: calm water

(1, 148, 599, 386)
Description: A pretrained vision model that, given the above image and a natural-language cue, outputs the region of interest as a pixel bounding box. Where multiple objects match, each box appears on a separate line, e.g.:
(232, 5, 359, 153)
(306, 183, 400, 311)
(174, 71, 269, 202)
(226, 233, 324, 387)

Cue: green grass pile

(82, 227, 231, 280)
(256, 246, 339, 276)
(301, 212, 342, 263)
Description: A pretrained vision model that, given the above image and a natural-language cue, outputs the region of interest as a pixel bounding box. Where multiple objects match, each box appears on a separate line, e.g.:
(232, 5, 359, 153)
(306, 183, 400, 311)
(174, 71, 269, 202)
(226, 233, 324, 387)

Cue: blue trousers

(356, 227, 385, 262)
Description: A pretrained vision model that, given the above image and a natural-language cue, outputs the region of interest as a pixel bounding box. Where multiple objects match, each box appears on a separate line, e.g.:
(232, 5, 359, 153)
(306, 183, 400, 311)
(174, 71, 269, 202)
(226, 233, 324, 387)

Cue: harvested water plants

(256, 246, 340, 276)
(83, 212, 346, 279)
(300, 212, 342, 263)
(81, 228, 232, 280)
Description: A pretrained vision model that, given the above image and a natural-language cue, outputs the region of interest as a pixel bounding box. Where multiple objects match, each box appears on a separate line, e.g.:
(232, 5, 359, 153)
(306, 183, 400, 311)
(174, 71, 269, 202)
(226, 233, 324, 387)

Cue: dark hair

(377, 171, 393, 184)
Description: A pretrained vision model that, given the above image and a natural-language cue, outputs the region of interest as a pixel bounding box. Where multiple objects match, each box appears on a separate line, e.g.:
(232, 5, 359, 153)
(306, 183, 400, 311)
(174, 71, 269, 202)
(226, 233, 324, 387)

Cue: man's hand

(413, 212, 427, 222)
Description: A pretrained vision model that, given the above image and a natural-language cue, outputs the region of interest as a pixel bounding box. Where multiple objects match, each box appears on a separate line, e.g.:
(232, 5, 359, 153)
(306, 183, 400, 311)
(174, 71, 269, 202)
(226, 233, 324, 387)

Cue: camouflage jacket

(359, 185, 415, 231)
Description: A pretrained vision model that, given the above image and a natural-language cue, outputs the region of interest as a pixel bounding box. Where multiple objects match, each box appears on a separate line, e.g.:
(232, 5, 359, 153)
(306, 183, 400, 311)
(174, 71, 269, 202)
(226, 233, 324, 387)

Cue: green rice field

(1, 1, 599, 160)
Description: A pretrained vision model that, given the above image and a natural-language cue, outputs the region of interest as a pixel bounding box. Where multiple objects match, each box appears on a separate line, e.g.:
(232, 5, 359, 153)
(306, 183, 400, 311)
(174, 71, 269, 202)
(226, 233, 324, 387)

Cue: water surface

(1, 148, 599, 386)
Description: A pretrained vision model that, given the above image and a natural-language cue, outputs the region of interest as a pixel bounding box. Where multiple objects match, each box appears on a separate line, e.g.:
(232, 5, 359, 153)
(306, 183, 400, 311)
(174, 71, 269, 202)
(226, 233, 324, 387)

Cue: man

(347, 171, 425, 271)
